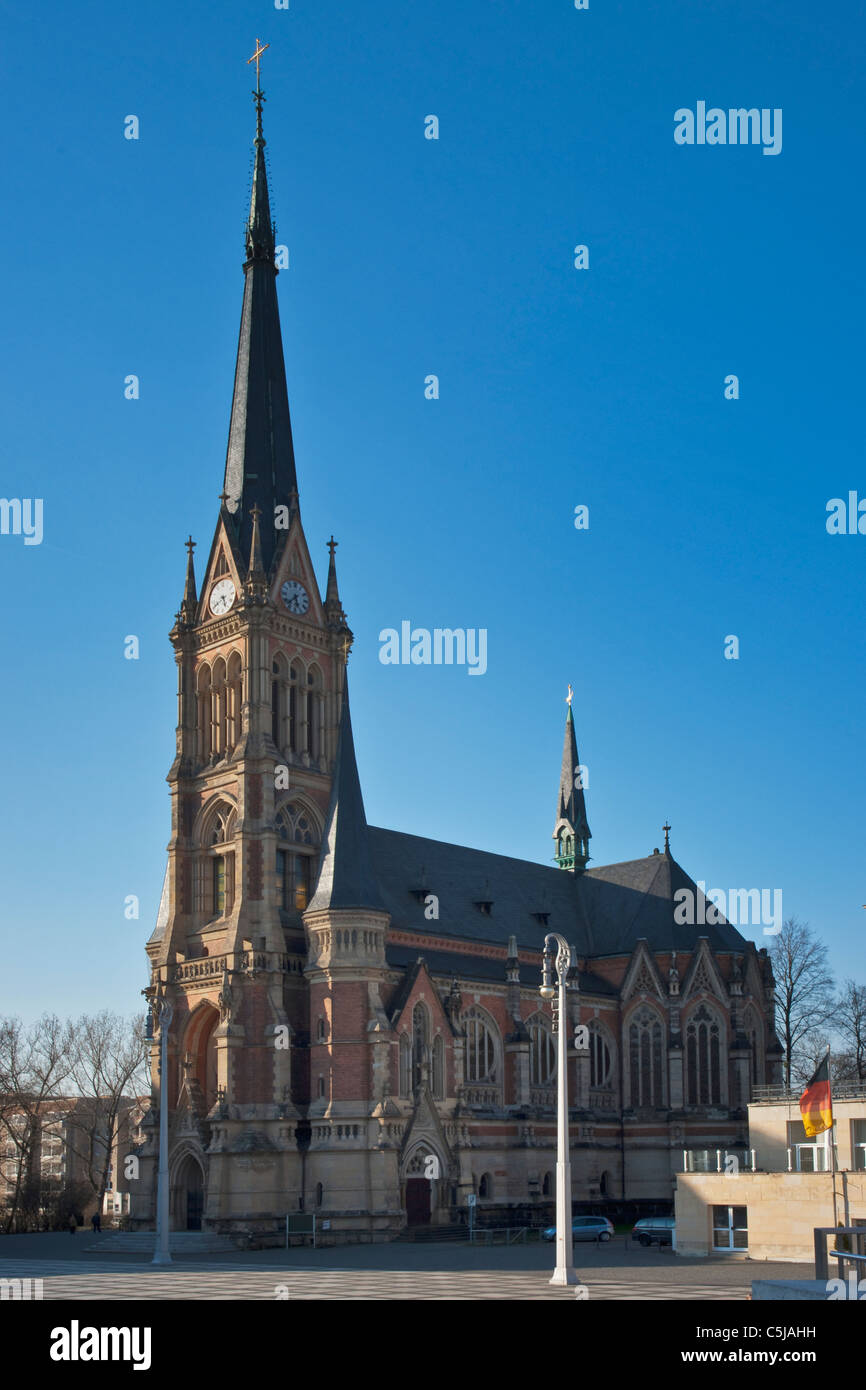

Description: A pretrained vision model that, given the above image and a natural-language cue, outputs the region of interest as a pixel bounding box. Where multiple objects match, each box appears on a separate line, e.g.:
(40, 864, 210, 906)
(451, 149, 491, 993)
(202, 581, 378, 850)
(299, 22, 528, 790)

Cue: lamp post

(540, 932, 578, 1286)
(151, 995, 173, 1266)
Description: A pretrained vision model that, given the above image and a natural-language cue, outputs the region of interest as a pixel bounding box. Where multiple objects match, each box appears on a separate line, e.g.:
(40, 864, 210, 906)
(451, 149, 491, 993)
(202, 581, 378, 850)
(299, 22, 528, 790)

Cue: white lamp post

(540, 933, 578, 1286)
(151, 996, 173, 1266)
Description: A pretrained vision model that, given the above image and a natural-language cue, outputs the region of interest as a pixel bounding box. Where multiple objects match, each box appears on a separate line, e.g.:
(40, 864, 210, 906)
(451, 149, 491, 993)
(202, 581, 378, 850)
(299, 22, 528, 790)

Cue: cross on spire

(247, 37, 270, 105)
(663, 822, 671, 853)
(328, 535, 338, 559)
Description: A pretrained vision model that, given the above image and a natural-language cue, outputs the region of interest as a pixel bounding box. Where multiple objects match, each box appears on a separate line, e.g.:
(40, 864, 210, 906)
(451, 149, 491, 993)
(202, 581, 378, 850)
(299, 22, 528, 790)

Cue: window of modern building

(712, 1204, 748, 1251)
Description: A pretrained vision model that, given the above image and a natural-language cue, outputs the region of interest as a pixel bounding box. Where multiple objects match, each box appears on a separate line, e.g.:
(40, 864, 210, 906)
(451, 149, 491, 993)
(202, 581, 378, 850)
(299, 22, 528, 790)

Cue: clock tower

(142, 67, 351, 1233)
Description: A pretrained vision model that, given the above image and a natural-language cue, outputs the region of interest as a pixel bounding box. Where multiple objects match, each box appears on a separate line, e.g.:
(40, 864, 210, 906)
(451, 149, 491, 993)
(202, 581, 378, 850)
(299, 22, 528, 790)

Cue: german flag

(800, 1054, 833, 1138)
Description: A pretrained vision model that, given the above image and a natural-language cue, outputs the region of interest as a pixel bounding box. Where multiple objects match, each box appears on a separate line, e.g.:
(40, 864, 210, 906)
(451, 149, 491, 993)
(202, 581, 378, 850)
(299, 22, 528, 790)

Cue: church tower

(143, 61, 351, 1233)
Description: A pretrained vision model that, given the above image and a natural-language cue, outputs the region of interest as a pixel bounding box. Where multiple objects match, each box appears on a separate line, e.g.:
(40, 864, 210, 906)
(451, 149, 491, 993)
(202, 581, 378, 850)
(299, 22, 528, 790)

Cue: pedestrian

(91, 1210, 101, 1234)
(68, 1212, 77, 1236)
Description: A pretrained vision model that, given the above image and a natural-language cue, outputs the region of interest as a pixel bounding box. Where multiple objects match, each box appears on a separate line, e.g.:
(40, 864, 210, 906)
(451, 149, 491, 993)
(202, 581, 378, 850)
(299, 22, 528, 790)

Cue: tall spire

(223, 43, 298, 579)
(306, 681, 386, 914)
(180, 536, 197, 621)
(552, 686, 591, 872)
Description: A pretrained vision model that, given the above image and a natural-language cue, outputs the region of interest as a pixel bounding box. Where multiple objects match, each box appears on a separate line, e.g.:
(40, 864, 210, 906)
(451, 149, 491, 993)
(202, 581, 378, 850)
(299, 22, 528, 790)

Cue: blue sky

(0, 0, 864, 1021)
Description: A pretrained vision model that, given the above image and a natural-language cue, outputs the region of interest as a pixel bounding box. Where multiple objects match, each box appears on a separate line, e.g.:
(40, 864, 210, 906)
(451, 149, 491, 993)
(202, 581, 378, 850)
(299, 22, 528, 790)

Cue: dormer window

(532, 912, 550, 927)
(409, 888, 429, 904)
(474, 901, 493, 917)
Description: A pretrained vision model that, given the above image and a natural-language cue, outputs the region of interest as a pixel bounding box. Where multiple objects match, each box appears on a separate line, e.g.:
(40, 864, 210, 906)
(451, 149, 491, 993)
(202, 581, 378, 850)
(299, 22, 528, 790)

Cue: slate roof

(307, 686, 387, 914)
(367, 827, 749, 960)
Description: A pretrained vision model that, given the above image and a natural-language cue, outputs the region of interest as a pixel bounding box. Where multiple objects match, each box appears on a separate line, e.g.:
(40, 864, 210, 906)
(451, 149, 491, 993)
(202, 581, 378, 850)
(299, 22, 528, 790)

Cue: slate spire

(553, 688, 591, 872)
(306, 681, 386, 914)
(222, 78, 298, 578)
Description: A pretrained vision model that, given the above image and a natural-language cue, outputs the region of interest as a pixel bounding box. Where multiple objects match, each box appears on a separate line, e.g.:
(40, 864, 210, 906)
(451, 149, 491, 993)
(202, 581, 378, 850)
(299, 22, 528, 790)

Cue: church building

(135, 72, 782, 1241)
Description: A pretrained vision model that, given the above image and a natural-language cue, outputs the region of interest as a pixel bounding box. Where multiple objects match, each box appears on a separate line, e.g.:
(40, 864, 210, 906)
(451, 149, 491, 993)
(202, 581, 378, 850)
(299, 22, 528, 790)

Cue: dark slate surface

(222, 106, 298, 576)
(367, 826, 588, 951)
(385, 942, 619, 996)
(368, 828, 748, 959)
(582, 853, 748, 955)
(307, 689, 387, 914)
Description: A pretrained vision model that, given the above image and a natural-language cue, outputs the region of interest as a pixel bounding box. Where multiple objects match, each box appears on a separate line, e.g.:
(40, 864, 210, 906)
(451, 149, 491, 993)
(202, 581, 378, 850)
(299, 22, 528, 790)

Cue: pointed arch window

(412, 1003, 430, 1092)
(432, 1034, 445, 1099)
(628, 1006, 664, 1108)
(227, 652, 243, 749)
(685, 1004, 723, 1105)
(275, 803, 318, 912)
(463, 1009, 500, 1085)
(528, 1016, 555, 1086)
(199, 803, 236, 919)
(589, 1023, 613, 1089)
(398, 1033, 412, 1098)
(306, 667, 323, 761)
(196, 664, 212, 762)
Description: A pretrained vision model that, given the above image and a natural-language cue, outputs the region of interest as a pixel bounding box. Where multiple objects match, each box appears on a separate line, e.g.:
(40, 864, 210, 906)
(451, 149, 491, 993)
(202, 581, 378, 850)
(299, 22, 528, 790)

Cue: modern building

(675, 1081, 866, 1260)
(134, 72, 782, 1242)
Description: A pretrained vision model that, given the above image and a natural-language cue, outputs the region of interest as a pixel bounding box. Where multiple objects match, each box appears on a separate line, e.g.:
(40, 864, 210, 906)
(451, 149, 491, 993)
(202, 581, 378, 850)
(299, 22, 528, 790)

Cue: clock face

(209, 577, 236, 616)
(281, 580, 309, 615)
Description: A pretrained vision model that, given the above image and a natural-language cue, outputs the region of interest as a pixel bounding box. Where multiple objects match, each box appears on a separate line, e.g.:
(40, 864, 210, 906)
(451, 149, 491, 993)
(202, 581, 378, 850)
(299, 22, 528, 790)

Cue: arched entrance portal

(172, 1153, 205, 1231)
(403, 1148, 442, 1227)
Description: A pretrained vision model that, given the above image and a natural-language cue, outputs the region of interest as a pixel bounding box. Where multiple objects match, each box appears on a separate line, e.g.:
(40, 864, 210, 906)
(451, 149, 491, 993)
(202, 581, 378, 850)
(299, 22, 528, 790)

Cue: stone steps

(83, 1231, 240, 1254)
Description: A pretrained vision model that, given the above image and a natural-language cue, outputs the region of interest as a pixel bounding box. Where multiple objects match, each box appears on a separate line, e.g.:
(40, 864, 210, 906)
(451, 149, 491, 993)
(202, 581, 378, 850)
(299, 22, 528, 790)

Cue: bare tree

(768, 918, 836, 1088)
(0, 1015, 76, 1232)
(834, 980, 866, 1082)
(64, 1012, 150, 1214)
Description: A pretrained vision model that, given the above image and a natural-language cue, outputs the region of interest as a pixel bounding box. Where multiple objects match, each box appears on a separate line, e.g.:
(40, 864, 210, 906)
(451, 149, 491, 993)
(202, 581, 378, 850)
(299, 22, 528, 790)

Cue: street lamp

(540, 933, 578, 1287)
(150, 994, 173, 1266)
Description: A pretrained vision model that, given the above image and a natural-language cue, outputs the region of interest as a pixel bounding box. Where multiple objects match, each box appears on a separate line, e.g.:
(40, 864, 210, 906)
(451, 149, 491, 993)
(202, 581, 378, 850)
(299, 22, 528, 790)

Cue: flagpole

(827, 1046, 838, 1231)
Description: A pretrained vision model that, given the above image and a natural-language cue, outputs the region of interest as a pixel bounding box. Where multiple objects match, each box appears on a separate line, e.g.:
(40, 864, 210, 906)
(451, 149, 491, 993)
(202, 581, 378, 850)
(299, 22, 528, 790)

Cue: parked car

(631, 1216, 675, 1247)
(542, 1216, 615, 1242)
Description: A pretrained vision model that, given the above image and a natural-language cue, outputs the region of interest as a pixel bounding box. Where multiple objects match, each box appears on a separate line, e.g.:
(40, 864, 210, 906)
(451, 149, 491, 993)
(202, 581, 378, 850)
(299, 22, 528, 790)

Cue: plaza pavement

(0, 1232, 807, 1300)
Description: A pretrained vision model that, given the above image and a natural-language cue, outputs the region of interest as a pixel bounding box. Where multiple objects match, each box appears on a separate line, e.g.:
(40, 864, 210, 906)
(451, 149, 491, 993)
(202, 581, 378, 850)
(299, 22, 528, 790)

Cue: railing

(752, 1081, 866, 1103)
(170, 956, 226, 982)
(530, 1087, 555, 1107)
(681, 1149, 757, 1173)
(814, 1226, 866, 1282)
(169, 952, 304, 983)
(460, 1086, 501, 1107)
(470, 1226, 532, 1245)
(588, 1089, 616, 1111)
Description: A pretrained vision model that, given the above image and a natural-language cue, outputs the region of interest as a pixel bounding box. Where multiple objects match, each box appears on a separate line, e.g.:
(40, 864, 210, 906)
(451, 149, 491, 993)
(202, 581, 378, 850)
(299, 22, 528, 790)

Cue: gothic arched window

(306, 666, 323, 761)
(528, 1015, 555, 1086)
(196, 664, 212, 762)
(271, 653, 288, 749)
(227, 651, 243, 749)
(275, 803, 318, 911)
(685, 1004, 723, 1105)
(743, 1005, 764, 1090)
(589, 1023, 613, 1088)
(628, 1005, 664, 1108)
(463, 1009, 500, 1084)
(412, 1003, 430, 1092)
(432, 1034, 445, 1099)
(398, 1033, 411, 1098)
(199, 802, 236, 919)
